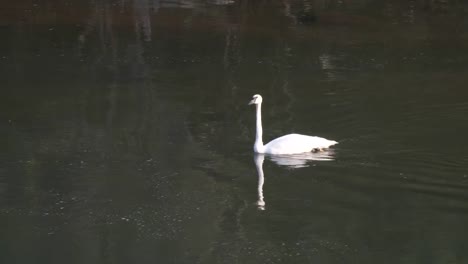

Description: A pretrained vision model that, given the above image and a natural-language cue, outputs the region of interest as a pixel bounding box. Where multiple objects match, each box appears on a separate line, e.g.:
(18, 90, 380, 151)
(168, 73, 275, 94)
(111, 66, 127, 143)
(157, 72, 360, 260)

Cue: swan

(248, 94, 337, 154)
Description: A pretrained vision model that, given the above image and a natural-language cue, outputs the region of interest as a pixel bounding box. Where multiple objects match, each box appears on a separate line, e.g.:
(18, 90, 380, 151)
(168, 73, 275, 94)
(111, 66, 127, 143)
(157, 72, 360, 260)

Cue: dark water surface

(2, 0, 468, 263)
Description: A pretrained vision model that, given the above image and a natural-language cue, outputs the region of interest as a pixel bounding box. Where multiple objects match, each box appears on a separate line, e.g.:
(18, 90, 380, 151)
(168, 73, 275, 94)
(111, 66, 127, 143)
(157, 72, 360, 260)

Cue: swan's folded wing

(264, 133, 337, 154)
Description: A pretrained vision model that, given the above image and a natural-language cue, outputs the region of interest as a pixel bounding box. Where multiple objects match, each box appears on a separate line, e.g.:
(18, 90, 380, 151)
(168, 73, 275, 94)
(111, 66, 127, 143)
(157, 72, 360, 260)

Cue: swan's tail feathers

(323, 140, 338, 149)
(313, 140, 338, 152)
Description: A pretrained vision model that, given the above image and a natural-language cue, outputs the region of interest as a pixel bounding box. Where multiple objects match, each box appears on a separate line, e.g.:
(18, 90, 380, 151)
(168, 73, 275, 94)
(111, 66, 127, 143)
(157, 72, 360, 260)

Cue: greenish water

(2, 1, 468, 263)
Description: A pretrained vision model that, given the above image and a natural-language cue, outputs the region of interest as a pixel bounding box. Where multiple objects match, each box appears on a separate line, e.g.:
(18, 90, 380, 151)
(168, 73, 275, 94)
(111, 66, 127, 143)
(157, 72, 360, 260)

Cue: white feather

(264, 133, 337, 154)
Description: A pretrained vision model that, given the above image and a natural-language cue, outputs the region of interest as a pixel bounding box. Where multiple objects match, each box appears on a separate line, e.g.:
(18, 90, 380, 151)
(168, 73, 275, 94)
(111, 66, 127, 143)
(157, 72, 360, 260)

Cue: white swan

(248, 94, 337, 154)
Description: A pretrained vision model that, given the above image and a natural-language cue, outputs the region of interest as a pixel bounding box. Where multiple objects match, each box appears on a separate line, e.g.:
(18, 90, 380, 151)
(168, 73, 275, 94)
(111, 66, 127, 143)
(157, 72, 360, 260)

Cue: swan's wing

(264, 134, 337, 154)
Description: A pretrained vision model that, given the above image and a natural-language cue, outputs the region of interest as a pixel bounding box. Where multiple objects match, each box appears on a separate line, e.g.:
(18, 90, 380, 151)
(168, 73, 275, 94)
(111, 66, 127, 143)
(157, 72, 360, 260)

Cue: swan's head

(248, 94, 263, 105)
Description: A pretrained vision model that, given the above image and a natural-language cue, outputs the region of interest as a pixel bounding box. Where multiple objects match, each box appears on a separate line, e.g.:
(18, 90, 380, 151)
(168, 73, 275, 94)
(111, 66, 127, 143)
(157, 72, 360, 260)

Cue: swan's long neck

(254, 103, 265, 153)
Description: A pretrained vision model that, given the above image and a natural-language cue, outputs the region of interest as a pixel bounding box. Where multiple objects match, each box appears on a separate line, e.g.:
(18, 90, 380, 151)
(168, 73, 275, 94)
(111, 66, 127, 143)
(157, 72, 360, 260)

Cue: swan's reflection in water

(254, 150, 335, 210)
(254, 154, 266, 210)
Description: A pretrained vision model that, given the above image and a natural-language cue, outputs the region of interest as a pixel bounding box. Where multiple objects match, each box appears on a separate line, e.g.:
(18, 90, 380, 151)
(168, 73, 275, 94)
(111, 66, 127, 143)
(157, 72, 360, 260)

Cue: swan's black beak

(248, 99, 255, 105)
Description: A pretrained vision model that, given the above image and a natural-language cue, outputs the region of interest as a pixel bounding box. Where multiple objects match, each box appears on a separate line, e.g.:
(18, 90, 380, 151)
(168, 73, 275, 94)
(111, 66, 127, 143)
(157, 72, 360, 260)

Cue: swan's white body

(249, 94, 337, 155)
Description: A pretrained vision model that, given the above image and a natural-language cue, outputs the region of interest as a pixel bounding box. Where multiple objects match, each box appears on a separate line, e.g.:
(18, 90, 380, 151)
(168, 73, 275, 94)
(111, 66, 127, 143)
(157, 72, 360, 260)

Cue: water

(2, 0, 468, 263)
